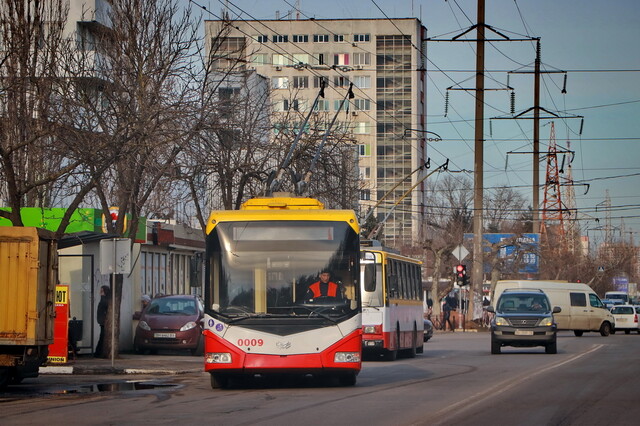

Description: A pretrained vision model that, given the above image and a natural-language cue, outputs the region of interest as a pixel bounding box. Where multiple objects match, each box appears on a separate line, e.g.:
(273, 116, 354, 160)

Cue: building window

(354, 99, 371, 111)
(256, 34, 268, 43)
(272, 54, 290, 66)
(353, 34, 370, 43)
(334, 76, 350, 88)
(211, 37, 246, 70)
(293, 34, 308, 43)
(313, 76, 328, 88)
(333, 53, 350, 66)
(353, 52, 371, 66)
(334, 100, 349, 111)
(252, 53, 269, 65)
(219, 87, 241, 100)
(293, 76, 309, 89)
(352, 75, 371, 89)
(334, 34, 346, 42)
(354, 122, 370, 135)
(292, 53, 309, 65)
(272, 77, 289, 89)
(360, 167, 371, 180)
(313, 34, 329, 43)
(314, 99, 330, 111)
(272, 34, 289, 43)
(360, 189, 371, 201)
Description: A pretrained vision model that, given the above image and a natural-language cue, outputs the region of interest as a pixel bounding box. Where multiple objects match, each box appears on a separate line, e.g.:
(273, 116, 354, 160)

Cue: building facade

(205, 18, 429, 244)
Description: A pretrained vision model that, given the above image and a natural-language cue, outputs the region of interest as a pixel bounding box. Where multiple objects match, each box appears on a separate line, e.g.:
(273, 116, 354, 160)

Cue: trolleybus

(203, 195, 362, 388)
(360, 241, 424, 360)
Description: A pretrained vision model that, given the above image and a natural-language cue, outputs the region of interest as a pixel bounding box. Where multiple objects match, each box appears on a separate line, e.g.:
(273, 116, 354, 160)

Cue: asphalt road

(2, 331, 639, 425)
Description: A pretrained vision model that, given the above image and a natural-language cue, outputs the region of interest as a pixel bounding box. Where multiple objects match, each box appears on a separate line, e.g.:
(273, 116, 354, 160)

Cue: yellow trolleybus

(203, 195, 362, 388)
(360, 241, 424, 360)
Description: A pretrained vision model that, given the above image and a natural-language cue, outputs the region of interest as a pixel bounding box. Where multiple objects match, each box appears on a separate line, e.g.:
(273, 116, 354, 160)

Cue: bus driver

(304, 270, 344, 302)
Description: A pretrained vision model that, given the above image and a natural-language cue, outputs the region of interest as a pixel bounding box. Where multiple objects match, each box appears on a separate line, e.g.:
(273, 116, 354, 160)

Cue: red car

(134, 295, 204, 355)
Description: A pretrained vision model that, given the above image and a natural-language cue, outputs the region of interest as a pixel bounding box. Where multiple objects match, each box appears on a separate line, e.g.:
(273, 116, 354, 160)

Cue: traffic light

(455, 264, 467, 286)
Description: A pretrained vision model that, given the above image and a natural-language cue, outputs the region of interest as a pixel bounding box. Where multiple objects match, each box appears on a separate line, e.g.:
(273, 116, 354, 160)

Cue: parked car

(487, 289, 561, 354)
(610, 305, 638, 334)
(134, 295, 204, 355)
(423, 318, 434, 342)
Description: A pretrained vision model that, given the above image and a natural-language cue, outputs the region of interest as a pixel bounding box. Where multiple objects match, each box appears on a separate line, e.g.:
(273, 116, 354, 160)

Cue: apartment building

(205, 18, 428, 244)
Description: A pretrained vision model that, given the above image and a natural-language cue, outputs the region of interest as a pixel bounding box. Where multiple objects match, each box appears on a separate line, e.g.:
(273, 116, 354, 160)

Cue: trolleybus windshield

(206, 221, 360, 320)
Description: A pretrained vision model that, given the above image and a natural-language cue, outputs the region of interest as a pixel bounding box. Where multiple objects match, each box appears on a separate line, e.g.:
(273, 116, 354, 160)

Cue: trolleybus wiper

(293, 304, 338, 323)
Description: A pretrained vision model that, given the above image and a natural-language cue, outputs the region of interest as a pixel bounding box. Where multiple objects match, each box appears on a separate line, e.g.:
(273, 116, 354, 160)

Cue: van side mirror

(486, 306, 495, 313)
(552, 306, 561, 313)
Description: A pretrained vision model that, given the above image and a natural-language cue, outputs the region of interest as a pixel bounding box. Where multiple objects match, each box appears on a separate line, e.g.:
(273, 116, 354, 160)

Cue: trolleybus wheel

(210, 373, 229, 389)
(338, 372, 357, 386)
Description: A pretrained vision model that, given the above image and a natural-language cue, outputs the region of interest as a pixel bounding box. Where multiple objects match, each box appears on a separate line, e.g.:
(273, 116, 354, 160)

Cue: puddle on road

(54, 381, 179, 394)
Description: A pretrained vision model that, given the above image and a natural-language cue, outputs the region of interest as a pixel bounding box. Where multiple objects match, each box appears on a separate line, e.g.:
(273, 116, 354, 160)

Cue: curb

(39, 366, 202, 375)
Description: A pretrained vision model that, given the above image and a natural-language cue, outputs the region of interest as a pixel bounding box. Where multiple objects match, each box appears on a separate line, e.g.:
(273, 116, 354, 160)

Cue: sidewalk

(39, 353, 204, 376)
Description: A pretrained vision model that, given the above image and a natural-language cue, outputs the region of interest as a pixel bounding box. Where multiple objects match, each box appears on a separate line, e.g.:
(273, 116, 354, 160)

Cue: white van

(493, 281, 615, 336)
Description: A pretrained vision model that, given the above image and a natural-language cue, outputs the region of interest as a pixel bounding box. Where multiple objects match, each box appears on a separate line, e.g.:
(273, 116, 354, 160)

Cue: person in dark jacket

(95, 285, 111, 358)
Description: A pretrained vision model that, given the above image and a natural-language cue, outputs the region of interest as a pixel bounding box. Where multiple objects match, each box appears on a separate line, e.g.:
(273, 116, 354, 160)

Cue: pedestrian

(443, 291, 458, 331)
(95, 285, 111, 358)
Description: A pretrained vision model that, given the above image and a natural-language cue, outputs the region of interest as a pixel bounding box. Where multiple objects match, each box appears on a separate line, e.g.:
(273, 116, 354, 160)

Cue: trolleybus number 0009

(237, 338, 264, 347)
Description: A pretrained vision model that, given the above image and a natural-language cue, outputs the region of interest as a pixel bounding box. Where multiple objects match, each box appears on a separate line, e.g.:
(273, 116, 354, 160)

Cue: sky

(186, 0, 640, 247)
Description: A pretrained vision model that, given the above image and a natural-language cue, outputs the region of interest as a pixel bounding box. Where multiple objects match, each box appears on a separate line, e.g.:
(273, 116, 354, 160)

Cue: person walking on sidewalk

(442, 291, 458, 331)
(95, 285, 111, 358)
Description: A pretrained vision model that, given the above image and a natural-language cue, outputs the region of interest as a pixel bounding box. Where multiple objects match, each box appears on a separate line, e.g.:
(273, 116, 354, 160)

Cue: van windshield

(497, 294, 550, 313)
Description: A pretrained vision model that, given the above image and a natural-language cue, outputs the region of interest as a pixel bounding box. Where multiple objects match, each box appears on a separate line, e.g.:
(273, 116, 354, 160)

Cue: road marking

(424, 344, 604, 425)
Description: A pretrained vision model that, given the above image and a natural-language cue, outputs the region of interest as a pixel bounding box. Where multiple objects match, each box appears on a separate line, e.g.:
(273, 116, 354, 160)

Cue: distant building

(204, 17, 429, 244)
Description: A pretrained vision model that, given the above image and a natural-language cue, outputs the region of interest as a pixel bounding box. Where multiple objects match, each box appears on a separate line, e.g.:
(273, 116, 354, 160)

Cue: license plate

(617, 318, 627, 322)
(154, 332, 176, 338)
(515, 330, 533, 336)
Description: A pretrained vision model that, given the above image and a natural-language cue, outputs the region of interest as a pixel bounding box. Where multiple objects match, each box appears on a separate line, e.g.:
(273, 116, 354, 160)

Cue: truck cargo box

(0, 227, 57, 346)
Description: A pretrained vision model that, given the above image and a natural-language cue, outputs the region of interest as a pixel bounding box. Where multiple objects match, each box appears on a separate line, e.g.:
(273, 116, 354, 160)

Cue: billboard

(463, 233, 540, 274)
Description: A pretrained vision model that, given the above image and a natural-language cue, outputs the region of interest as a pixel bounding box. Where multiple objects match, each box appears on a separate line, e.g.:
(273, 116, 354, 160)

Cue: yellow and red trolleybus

(203, 195, 362, 388)
(360, 241, 424, 360)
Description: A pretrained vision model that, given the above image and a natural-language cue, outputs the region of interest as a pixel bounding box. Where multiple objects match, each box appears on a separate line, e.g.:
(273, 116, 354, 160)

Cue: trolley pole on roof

(265, 80, 325, 196)
(296, 83, 355, 196)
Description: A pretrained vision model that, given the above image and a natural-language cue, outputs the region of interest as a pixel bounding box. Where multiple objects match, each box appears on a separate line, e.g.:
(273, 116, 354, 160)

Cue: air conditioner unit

(355, 65, 363, 70)
(275, 65, 282, 71)
(351, 111, 358, 116)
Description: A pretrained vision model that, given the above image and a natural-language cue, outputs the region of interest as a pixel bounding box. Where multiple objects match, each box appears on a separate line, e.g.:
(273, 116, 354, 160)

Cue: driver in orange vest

(305, 270, 344, 302)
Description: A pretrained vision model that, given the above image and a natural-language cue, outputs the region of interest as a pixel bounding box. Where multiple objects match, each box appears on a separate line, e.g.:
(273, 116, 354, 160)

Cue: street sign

(452, 245, 469, 262)
(100, 238, 131, 274)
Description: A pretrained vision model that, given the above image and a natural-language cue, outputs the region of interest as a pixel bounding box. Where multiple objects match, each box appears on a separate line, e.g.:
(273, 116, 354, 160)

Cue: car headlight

(138, 321, 151, 331)
(494, 316, 510, 326)
(334, 352, 361, 363)
(180, 321, 197, 332)
(538, 316, 554, 327)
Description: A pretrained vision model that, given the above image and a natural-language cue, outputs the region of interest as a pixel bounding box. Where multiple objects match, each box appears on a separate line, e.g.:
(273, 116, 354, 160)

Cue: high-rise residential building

(205, 18, 428, 244)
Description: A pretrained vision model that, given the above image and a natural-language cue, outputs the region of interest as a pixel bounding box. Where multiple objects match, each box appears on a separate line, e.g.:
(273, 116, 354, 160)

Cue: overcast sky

(187, 0, 640, 245)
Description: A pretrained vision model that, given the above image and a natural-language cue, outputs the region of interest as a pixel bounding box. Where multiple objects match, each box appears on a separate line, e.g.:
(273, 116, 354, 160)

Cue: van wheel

(600, 322, 611, 336)
(545, 340, 557, 354)
(573, 330, 583, 337)
(624, 330, 630, 334)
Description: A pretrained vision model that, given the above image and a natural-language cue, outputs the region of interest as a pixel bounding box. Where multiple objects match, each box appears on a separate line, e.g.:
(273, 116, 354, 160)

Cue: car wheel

(210, 373, 229, 389)
(545, 340, 557, 354)
(491, 337, 501, 354)
(573, 330, 584, 337)
(600, 322, 611, 336)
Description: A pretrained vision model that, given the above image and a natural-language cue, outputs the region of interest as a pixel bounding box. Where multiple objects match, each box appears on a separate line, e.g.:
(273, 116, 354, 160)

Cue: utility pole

(533, 40, 541, 233)
(471, 0, 485, 328)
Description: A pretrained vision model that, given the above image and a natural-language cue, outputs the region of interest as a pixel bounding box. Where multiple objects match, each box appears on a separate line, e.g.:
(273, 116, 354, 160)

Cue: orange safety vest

(309, 281, 339, 298)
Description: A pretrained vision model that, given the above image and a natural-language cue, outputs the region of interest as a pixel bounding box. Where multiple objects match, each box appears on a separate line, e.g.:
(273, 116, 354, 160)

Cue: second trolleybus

(203, 195, 362, 388)
(360, 241, 424, 360)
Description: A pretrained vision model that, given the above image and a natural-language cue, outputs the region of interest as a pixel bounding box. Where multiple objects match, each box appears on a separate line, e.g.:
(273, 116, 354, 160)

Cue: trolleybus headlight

(205, 352, 232, 364)
(494, 316, 510, 326)
(180, 321, 197, 332)
(538, 316, 553, 327)
(334, 352, 361, 363)
(363, 325, 381, 334)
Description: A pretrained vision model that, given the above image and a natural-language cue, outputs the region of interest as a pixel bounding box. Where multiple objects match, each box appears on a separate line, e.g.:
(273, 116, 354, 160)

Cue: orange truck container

(0, 227, 57, 388)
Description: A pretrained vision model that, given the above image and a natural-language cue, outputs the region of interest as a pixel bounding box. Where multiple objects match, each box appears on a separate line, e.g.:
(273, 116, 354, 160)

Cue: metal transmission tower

(541, 123, 569, 242)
